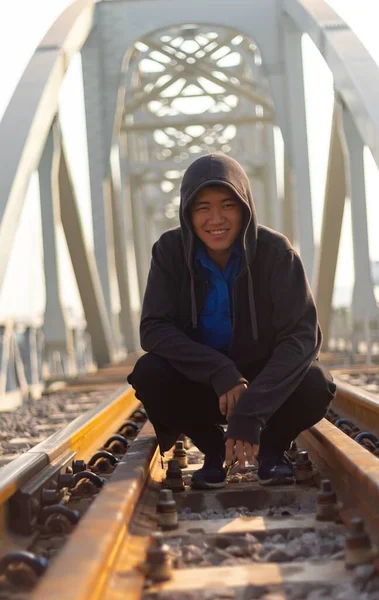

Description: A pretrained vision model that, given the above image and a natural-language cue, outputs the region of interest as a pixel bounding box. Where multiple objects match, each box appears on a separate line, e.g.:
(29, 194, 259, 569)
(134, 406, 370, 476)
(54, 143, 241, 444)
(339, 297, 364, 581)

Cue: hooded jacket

(140, 153, 322, 446)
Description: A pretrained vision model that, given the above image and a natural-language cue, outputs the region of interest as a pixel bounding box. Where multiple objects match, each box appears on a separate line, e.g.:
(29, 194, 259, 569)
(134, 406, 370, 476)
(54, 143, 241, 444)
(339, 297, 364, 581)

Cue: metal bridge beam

(283, 15, 314, 279)
(126, 154, 264, 177)
(110, 144, 141, 352)
(262, 125, 280, 231)
(282, 154, 295, 244)
(119, 133, 151, 300)
(39, 123, 77, 375)
(140, 36, 275, 112)
(97, 0, 282, 168)
(0, 0, 94, 296)
(82, 27, 118, 337)
(314, 104, 346, 346)
(283, 0, 379, 170)
(342, 106, 378, 324)
(59, 135, 115, 367)
(125, 114, 273, 132)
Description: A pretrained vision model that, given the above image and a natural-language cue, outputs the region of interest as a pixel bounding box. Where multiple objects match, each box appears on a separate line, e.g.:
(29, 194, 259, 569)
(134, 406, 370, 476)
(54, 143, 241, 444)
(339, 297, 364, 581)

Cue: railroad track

(0, 361, 144, 465)
(0, 361, 146, 597)
(1, 365, 379, 599)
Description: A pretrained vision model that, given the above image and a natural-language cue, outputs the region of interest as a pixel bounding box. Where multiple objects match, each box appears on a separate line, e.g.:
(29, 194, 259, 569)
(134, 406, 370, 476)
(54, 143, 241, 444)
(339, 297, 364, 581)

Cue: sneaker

(258, 452, 295, 486)
(191, 453, 227, 489)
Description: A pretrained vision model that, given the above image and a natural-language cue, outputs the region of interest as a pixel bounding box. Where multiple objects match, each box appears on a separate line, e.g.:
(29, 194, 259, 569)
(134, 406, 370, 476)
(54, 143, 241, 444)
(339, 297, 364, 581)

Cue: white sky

(0, 0, 378, 321)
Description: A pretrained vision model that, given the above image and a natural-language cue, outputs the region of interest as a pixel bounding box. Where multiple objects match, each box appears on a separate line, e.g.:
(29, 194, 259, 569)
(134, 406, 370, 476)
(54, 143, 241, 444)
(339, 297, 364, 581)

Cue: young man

(128, 153, 336, 489)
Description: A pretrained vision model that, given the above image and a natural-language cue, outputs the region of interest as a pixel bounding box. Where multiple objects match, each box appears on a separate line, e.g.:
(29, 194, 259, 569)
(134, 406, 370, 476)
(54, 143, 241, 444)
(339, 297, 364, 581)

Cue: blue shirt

(195, 242, 242, 353)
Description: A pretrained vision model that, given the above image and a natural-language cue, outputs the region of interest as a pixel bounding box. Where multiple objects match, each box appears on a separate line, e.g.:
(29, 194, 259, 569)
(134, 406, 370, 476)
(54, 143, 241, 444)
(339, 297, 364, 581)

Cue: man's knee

(301, 361, 336, 408)
(127, 353, 175, 395)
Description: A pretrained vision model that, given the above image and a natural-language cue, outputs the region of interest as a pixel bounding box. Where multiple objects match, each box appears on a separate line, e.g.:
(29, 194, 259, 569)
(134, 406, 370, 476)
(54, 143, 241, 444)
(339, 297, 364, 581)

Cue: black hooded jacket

(140, 153, 322, 445)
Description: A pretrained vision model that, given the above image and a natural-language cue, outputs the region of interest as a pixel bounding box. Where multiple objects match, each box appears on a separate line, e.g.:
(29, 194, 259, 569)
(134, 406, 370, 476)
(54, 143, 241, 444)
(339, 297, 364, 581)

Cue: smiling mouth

(206, 229, 229, 236)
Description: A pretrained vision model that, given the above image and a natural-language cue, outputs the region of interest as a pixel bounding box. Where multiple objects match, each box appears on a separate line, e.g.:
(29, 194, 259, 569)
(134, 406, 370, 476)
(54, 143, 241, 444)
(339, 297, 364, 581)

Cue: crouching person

(128, 153, 336, 489)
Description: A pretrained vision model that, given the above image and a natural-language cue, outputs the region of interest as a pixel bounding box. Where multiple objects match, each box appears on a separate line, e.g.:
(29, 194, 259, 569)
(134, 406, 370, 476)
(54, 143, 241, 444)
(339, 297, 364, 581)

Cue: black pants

(128, 354, 336, 456)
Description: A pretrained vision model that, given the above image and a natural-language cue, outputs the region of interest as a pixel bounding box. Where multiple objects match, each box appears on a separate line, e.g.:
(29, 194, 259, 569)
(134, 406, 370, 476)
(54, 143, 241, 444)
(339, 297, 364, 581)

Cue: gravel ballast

(0, 389, 114, 465)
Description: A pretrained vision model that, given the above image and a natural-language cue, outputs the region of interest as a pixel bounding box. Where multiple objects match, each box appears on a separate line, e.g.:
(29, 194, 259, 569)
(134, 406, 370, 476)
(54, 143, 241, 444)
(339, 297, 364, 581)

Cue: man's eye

(224, 203, 236, 209)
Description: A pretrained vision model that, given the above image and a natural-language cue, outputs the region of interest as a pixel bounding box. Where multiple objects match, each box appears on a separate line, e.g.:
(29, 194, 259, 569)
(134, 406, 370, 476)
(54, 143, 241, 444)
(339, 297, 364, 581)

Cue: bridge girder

(0, 0, 379, 388)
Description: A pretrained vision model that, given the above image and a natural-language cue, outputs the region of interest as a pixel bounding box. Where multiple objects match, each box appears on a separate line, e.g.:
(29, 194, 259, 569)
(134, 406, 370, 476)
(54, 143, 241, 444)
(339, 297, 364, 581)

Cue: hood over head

(179, 153, 259, 340)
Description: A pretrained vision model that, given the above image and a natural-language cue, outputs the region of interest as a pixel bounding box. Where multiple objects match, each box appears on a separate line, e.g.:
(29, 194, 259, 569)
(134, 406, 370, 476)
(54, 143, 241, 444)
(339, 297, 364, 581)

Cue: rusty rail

(331, 374, 379, 438)
(31, 422, 159, 600)
(0, 386, 138, 511)
(26, 378, 379, 599)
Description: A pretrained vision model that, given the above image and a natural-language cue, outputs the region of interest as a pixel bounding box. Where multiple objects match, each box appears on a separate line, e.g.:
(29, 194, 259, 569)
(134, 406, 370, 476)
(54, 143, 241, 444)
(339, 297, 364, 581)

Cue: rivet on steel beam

(316, 480, 339, 522)
(156, 489, 178, 530)
(164, 459, 185, 492)
(294, 450, 314, 482)
(345, 517, 378, 568)
(145, 532, 172, 582)
(173, 441, 188, 469)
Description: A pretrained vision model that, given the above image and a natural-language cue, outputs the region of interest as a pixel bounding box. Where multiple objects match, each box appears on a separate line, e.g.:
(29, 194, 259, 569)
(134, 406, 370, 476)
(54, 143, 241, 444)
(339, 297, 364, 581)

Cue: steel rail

(300, 418, 379, 541)
(330, 374, 379, 439)
(29, 381, 379, 600)
(30, 421, 159, 600)
(0, 384, 138, 511)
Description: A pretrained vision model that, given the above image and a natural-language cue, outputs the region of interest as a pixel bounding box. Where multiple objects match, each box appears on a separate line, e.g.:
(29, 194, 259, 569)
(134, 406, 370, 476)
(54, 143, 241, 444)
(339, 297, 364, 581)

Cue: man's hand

(225, 438, 259, 469)
(219, 383, 247, 419)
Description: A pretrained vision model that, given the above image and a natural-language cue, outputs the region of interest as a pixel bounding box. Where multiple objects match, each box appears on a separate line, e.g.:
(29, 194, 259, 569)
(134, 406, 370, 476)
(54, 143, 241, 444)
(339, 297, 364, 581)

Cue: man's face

(190, 186, 243, 255)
